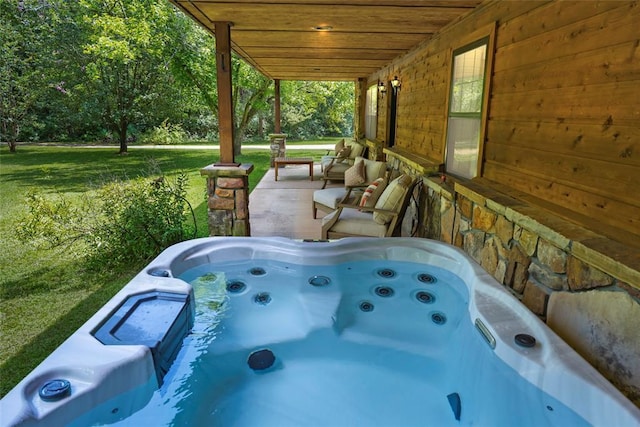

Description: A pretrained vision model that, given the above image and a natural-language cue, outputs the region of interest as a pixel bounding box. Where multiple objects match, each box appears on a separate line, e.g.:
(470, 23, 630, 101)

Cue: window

(445, 29, 493, 179)
(364, 84, 377, 139)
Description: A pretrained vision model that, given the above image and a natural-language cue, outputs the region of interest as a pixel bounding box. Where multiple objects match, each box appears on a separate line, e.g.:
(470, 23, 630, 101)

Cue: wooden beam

(356, 78, 367, 139)
(274, 79, 281, 134)
(214, 21, 235, 165)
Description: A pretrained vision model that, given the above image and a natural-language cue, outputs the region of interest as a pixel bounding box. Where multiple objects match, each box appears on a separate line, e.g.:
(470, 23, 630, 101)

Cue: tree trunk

(117, 121, 128, 153)
(234, 127, 243, 156)
(118, 133, 127, 153)
(8, 141, 17, 153)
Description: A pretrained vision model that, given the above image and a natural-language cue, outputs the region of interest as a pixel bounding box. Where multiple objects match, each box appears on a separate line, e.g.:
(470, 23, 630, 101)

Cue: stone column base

(201, 163, 254, 236)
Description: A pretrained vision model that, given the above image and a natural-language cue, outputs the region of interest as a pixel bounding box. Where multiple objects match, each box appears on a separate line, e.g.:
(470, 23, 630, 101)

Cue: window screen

(445, 40, 488, 179)
(365, 84, 378, 140)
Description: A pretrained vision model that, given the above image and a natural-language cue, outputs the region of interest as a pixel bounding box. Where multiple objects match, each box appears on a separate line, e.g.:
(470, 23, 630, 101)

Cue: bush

(138, 119, 187, 145)
(17, 172, 193, 268)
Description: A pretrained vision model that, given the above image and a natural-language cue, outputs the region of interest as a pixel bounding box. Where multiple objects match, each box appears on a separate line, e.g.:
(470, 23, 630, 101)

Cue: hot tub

(1, 237, 639, 426)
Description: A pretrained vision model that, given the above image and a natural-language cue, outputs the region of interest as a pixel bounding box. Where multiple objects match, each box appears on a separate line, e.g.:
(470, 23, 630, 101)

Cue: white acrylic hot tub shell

(1, 237, 638, 427)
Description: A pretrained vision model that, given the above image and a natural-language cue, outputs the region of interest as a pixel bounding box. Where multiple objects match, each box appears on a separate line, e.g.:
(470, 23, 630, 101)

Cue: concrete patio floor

(249, 163, 341, 239)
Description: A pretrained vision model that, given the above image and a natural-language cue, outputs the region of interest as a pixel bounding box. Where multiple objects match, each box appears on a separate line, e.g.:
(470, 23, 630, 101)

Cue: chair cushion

(323, 162, 351, 179)
(363, 159, 387, 182)
(347, 142, 365, 160)
(322, 209, 388, 237)
(352, 156, 387, 183)
(359, 177, 386, 209)
(320, 155, 336, 168)
(314, 187, 349, 210)
(344, 160, 366, 186)
(373, 174, 413, 224)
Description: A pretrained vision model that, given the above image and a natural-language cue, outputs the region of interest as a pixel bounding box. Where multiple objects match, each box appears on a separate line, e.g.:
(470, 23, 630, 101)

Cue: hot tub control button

(39, 379, 71, 401)
(149, 269, 170, 277)
(514, 333, 536, 348)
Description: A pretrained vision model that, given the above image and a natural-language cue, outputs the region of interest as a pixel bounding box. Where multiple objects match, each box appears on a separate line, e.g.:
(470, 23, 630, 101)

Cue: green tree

(78, 0, 181, 153)
(232, 57, 273, 154)
(0, 0, 61, 151)
(169, 19, 274, 152)
(169, 12, 219, 133)
(1, 0, 355, 150)
(280, 80, 354, 139)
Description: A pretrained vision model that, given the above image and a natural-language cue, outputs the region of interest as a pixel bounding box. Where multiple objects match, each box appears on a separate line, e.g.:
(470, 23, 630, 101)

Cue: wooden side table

(274, 157, 314, 181)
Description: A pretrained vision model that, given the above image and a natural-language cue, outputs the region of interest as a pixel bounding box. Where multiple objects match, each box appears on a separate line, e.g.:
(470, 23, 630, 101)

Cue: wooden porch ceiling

(169, 0, 483, 81)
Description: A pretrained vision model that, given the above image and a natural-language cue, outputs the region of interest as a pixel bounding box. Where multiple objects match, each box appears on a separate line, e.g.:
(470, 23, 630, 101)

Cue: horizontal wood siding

(486, 0, 640, 234)
(374, 0, 640, 236)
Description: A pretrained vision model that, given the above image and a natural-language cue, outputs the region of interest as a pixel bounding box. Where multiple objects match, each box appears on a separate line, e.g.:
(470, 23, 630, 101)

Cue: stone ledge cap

(384, 147, 441, 175)
(200, 163, 254, 177)
(454, 178, 640, 290)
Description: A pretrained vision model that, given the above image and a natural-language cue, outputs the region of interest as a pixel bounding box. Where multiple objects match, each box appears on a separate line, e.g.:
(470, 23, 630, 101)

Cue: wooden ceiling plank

(172, 0, 483, 80)
(257, 58, 386, 67)
(194, 3, 472, 33)
(243, 47, 402, 57)
(232, 31, 427, 48)
(187, 1, 481, 6)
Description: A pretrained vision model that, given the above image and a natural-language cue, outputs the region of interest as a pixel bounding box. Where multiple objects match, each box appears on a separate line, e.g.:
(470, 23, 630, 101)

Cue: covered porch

(249, 163, 326, 239)
(170, 0, 640, 406)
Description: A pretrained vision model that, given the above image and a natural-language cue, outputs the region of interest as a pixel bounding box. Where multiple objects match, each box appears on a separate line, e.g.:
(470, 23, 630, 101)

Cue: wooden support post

(356, 78, 367, 139)
(274, 79, 282, 134)
(214, 21, 236, 165)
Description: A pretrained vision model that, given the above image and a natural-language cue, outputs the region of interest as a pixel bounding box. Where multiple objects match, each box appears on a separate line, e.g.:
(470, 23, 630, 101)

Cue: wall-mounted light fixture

(378, 81, 387, 96)
(391, 76, 401, 92)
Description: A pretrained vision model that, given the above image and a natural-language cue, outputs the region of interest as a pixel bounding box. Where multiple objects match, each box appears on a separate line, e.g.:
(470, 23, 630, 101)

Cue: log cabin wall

(368, 0, 640, 406)
(374, 0, 639, 236)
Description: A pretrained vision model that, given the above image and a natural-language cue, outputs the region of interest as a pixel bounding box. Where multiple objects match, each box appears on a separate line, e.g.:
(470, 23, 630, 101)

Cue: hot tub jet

(248, 349, 276, 371)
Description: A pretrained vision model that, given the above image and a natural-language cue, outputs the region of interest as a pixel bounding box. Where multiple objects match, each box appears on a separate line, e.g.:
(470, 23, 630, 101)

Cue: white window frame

(444, 23, 495, 179)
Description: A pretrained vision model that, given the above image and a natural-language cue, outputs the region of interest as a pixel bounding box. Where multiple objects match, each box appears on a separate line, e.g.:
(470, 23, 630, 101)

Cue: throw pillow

(334, 139, 345, 154)
(336, 145, 351, 159)
(359, 177, 386, 209)
(373, 174, 413, 224)
(344, 160, 366, 186)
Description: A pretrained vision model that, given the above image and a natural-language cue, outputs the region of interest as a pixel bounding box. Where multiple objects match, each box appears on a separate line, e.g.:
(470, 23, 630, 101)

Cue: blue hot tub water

(70, 258, 589, 427)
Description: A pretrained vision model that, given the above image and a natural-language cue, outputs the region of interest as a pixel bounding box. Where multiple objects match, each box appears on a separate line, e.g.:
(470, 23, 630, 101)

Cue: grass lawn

(0, 141, 334, 397)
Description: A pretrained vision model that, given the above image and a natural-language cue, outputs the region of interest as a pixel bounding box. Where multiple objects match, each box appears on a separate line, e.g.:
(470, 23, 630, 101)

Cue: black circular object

(226, 280, 246, 293)
(309, 275, 331, 287)
(359, 301, 374, 312)
(254, 292, 271, 305)
(149, 269, 170, 278)
(374, 286, 394, 297)
(417, 273, 437, 284)
(248, 349, 276, 371)
(39, 379, 71, 402)
(431, 312, 447, 325)
(376, 268, 396, 278)
(416, 291, 435, 304)
(249, 267, 266, 276)
(515, 333, 536, 348)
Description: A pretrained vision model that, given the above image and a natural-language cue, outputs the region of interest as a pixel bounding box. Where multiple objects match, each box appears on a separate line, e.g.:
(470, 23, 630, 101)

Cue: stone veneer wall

(200, 164, 253, 236)
(416, 174, 640, 407)
(363, 139, 384, 162)
(384, 146, 640, 407)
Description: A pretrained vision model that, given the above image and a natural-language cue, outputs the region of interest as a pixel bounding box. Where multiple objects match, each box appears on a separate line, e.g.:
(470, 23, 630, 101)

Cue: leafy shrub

(17, 173, 193, 268)
(138, 119, 187, 145)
